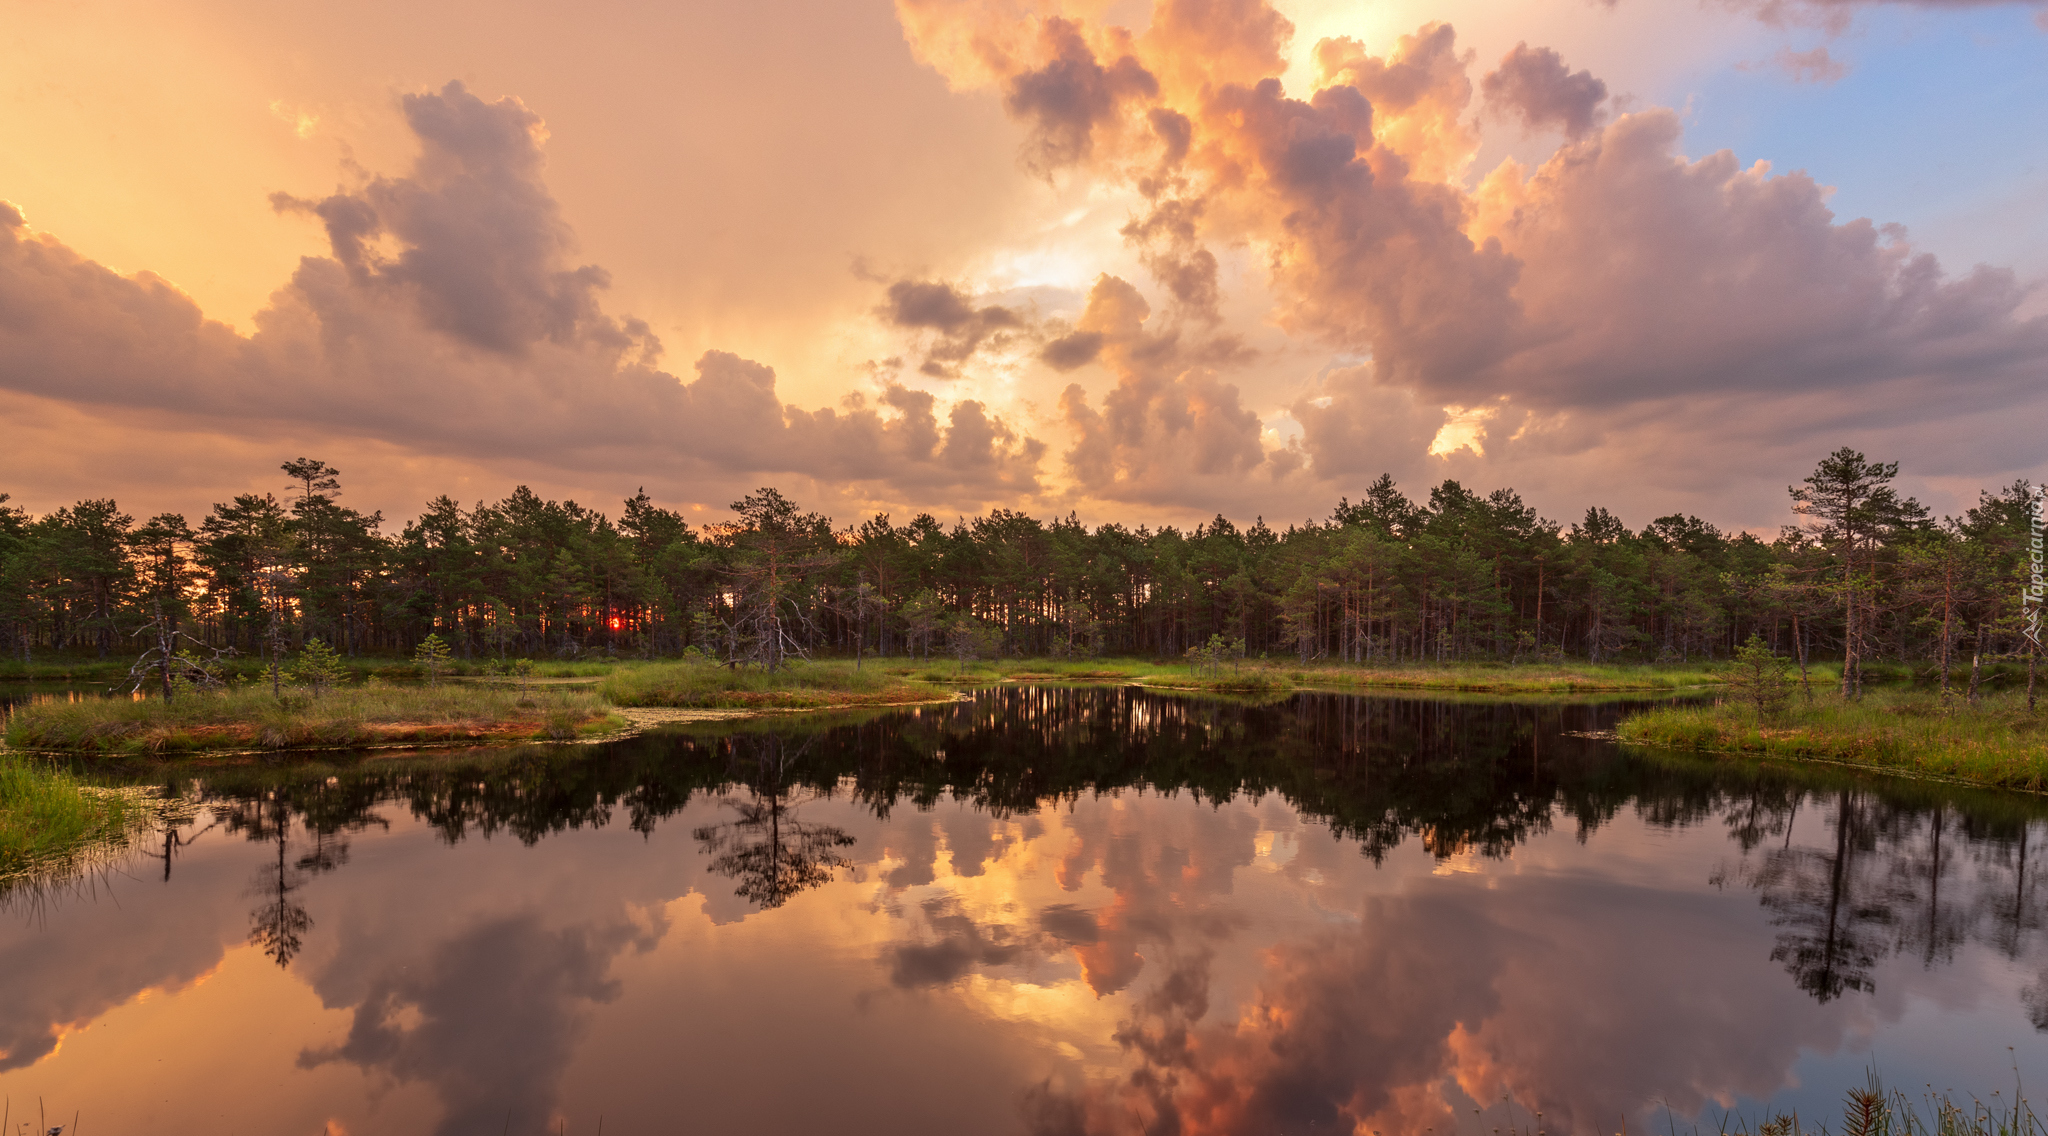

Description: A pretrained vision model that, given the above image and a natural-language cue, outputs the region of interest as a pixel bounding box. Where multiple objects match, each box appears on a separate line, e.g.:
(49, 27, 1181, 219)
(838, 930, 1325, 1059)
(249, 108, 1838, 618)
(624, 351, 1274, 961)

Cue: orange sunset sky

(3, 0, 2045, 531)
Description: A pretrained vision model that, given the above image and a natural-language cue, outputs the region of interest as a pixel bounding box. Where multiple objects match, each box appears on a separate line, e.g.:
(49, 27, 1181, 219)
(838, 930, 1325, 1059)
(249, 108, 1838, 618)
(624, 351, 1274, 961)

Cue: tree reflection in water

(209, 782, 389, 967)
(10, 687, 2048, 1136)
(83, 686, 2048, 999)
(691, 734, 854, 910)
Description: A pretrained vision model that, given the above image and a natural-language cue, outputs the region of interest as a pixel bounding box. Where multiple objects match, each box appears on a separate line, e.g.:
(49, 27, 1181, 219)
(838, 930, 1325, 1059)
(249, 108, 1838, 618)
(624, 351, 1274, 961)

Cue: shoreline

(1615, 693, 2047, 793)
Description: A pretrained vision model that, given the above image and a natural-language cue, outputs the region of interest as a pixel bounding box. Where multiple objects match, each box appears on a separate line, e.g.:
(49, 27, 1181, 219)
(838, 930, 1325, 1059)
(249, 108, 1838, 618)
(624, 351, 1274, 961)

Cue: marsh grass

(0, 756, 139, 874)
(2, 682, 621, 753)
(870, 655, 1736, 694)
(599, 658, 944, 709)
(1268, 659, 1733, 693)
(1619, 688, 2048, 790)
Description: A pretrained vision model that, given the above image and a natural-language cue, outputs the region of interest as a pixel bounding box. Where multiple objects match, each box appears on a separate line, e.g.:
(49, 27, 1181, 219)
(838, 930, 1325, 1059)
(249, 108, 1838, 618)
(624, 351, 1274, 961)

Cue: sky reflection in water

(1, 687, 2043, 1135)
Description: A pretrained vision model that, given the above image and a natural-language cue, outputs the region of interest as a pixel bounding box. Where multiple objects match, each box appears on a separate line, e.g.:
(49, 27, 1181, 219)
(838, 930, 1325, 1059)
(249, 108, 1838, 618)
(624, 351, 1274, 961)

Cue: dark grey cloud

(878, 278, 1027, 377)
(1038, 903, 1102, 944)
(273, 81, 644, 358)
(1005, 18, 1159, 174)
(884, 896, 1033, 988)
(299, 911, 658, 1136)
(1041, 330, 1105, 371)
(1482, 43, 1609, 138)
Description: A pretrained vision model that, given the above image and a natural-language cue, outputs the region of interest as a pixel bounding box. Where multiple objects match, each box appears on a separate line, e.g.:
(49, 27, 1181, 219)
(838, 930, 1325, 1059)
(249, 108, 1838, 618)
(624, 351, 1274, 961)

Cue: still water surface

(3, 687, 2044, 1135)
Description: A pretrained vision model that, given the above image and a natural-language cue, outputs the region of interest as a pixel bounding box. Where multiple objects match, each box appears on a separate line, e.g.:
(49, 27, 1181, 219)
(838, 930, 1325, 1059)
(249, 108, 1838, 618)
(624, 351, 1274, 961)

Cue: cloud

(885, 895, 1035, 987)
(1119, 195, 1223, 324)
(1713, 0, 2043, 34)
(876, 277, 1027, 377)
(893, 0, 2048, 518)
(1481, 43, 1610, 138)
(1005, 18, 1159, 174)
(1199, 64, 1524, 395)
(271, 82, 642, 358)
(1018, 881, 1872, 1136)
(1054, 276, 1299, 508)
(1747, 45, 1851, 83)
(1469, 108, 2048, 410)
(1038, 903, 1101, 944)
(1142, 0, 1295, 102)
(10, 0, 2048, 529)
(300, 912, 657, 1136)
(0, 83, 1045, 512)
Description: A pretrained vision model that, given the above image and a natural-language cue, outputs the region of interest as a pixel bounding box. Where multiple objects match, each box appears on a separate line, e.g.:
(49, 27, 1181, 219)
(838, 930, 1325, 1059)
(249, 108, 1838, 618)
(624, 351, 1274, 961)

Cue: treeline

(0, 450, 2037, 686)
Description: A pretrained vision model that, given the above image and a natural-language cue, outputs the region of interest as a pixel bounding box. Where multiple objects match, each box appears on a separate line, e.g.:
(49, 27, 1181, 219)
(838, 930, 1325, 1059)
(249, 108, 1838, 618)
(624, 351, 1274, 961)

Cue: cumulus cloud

(1470, 109, 2048, 409)
(0, 82, 1045, 513)
(271, 83, 646, 357)
(892, 0, 2048, 518)
(1054, 276, 1302, 508)
(1005, 18, 1159, 174)
(10, 0, 2048, 527)
(1482, 43, 1610, 137)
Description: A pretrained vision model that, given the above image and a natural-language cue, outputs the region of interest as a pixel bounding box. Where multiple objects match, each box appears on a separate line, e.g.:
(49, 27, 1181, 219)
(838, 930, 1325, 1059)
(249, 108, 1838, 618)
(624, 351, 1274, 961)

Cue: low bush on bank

(1619, 688, 2047, 790)
(599, 658, 942, 709)
(2, 683, 620, 753)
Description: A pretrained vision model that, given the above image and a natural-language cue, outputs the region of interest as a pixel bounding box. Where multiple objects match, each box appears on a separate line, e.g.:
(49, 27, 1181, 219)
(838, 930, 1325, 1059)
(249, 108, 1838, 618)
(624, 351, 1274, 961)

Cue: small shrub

(412, 634, 454, 685)
(291, 639, 348, 697)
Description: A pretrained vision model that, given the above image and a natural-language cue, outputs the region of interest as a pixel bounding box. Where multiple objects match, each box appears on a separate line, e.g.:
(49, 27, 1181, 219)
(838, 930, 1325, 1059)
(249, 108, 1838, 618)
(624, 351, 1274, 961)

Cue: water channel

(2, 686, 2043, 1134)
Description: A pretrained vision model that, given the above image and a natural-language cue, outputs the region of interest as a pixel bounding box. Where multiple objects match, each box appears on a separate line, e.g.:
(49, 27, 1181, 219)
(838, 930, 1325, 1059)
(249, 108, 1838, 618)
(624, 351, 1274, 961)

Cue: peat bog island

(4, 1, 2047, 1130)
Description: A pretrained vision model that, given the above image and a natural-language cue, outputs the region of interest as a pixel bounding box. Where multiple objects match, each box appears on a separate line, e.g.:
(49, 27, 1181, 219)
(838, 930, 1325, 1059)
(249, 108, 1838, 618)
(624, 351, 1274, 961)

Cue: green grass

(0, 755, 134, 875)
(599, 658, 946, 709)
(867, 654, 1741, 694)
(2, 682, 622, 754)
(2, 648, 1780, 695)
(1618, 687, 2048, 791)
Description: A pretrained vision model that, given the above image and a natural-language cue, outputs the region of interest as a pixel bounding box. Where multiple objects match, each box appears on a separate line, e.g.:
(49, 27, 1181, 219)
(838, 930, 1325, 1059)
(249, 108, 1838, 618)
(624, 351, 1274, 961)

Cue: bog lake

(0, 685, 2042, 1135)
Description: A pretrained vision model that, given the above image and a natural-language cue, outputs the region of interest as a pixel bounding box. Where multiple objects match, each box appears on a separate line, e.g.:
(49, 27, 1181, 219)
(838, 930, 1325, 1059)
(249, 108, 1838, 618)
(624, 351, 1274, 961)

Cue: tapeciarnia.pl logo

(2027, 486, 2046, 650)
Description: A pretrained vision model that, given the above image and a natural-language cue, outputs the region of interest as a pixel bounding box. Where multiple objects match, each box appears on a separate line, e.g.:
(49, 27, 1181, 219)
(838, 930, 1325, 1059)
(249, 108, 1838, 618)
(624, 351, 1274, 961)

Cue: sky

(2, 0, 2044, 534)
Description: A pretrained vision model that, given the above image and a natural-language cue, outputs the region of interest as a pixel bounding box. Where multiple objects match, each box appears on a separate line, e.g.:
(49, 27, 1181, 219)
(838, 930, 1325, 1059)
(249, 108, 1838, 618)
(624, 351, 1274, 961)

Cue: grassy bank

(869, 655, 1735, 694)
(600, 659, 947, 709)
(3, 684, 624, 754)
(0, 755, 134, 874)
(1618, 688, 2048, 791)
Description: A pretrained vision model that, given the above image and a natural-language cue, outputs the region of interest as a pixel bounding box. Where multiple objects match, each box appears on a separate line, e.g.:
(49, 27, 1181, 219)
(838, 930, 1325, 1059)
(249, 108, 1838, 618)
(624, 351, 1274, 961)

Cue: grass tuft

(0, 756, 132, 875)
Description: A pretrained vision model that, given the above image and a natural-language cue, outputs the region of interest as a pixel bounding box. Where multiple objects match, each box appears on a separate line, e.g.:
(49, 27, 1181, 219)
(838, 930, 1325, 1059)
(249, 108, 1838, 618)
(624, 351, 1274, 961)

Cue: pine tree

(291, 638, 348, 697)
(412, 633, 453, 684)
